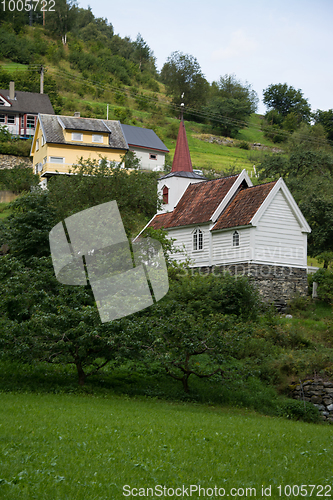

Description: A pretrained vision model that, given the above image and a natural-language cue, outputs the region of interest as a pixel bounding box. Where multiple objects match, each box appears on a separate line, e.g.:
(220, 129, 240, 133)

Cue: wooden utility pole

(40, 66, 44, 94)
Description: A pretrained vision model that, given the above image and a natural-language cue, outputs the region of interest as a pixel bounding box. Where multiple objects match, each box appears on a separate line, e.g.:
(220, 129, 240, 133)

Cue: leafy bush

(0, 163, 39, 194)
(0, 139, 32, 157)
(0, 31, 36, 64)
(288, 295, 313, 311)
(278, 399, 320, 423)
(166, 272, 261, 320)
(0, 125, 11, 142)
(311, 268, 333, 303)
(113, 107, 133, 124)
(238, 140, 250, 150)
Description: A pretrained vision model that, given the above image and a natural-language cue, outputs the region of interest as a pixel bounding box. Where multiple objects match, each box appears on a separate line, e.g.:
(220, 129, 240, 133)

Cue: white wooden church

(139, 118, 311, 304)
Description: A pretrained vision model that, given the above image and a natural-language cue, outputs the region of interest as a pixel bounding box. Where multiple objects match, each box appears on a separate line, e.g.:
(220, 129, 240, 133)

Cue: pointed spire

(171, 113, 193, 173)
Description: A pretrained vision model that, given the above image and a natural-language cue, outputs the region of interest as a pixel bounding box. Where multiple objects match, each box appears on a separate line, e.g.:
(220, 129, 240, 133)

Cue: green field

(0, 62, 28, 72)
(0, 392, 332, 500)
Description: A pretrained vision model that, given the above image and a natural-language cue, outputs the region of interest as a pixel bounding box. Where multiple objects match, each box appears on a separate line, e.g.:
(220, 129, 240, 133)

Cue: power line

(3, 64, 333, 148)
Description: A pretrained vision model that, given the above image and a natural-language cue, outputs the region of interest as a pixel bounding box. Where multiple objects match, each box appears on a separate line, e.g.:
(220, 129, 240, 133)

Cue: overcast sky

(78, 0, 332, 115)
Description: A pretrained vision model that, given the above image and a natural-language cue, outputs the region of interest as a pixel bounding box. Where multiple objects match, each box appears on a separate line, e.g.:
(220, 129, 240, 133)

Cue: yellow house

(30, 113, 129, 186)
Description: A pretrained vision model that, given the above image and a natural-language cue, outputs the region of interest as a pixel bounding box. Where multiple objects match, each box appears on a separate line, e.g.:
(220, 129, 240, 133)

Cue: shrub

(0, 139, 32, 157)
(113, 107, 133, 124)
(0, 164, 38, 193)
(165, 272, 261, 321)
(278, 399, 320, 423)
(311, 268, 333, 304)
(0, 125, 11, 142)
(238, 140, 250, 150)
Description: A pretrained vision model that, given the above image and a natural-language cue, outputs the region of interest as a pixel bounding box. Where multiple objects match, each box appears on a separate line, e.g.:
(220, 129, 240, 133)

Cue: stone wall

(195, 263, 308, 310)
(0, 190, 18, 202)
(0, 154, 32, 170)
(290, 379, 333, 423)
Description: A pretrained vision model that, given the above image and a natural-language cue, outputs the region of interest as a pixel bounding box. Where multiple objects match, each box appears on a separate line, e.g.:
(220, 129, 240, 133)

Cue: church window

(162, 185, 169, 204)
(233, 231, 239, 247)
(193, 229, 203, 251)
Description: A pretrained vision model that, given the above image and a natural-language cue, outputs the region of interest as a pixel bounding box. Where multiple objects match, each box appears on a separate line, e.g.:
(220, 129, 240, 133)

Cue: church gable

(212, 181, 277, 231)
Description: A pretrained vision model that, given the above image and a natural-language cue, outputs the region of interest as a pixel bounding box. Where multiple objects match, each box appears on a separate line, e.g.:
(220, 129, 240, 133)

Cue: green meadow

(0, 391, 333, 500)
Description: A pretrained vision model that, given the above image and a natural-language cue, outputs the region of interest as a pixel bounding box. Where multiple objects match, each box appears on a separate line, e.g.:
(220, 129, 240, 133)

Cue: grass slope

(0, 392, 332, 499)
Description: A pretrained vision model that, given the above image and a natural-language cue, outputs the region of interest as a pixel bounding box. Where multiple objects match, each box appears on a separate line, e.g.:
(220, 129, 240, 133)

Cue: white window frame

(92, 134, 103, 143)
(49, 156, 65, 164)
(7, 114, 15, 124)
(0, 114, 5, 123)
(36, 138, 39, 151)
(233, 230, 240, 247)
(26, 115, 35, 128)
(72, 132, 83, 141)
(193, 228, 203, 251)
(41, 135, 45, 147)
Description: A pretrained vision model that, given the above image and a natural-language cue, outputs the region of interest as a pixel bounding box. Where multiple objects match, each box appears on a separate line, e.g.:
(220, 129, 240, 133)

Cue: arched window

(233, 230, 239, 247)
(193, 228, 203, 251)
(162, 185, 169, 204)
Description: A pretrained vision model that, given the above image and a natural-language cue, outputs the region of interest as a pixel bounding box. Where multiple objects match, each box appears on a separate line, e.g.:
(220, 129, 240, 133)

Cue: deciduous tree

(263, 83, 311, 122)
(205, 74, 258, 137)
(160, 51, 209, 111)
(313, 109, 333, 142)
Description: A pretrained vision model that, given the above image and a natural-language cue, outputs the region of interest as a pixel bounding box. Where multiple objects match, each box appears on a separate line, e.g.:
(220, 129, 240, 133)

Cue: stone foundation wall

(0, 190, 18, 202)
(290, 379, 333, 423)
(0, 154, 32, 170)
(195, 263, 308, 308)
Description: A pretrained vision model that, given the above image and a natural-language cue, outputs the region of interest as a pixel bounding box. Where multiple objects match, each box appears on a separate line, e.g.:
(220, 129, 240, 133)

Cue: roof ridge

(241, 180, 277, 189)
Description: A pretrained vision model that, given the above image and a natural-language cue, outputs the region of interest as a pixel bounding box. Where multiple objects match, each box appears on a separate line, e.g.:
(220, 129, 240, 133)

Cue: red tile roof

(171, 120, 193, 173)
(212, 181, 277, 231)
(148, 212, 174, 230)
(149, 175, 239, 229)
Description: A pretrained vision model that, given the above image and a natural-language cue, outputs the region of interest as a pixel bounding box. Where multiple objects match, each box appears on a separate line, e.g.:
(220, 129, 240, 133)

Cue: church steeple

(157, 100, 205, 214)
(171, 117, 193, 173)
(171, 102, 193, 173)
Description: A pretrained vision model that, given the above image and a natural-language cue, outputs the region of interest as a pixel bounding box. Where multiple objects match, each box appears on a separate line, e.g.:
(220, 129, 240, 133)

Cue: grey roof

(59, 116, 111, 133)
(160, 171, 206, 180)
(38, 115, 128, 150)
(0, 89, 54, 115)
(121, 124, 169, 152)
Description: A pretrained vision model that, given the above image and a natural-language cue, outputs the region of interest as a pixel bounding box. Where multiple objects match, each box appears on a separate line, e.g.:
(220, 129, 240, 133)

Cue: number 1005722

(1, 0, 55, 11)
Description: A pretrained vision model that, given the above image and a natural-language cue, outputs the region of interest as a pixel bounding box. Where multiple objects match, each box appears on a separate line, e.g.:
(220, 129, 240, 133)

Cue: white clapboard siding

(255, 190, 306, 266)
(212, 227, 251, 265)
(167, 225, 211, 266)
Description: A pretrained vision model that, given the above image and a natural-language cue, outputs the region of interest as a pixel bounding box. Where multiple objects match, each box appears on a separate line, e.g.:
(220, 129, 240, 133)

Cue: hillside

(0, 23, 284, 177)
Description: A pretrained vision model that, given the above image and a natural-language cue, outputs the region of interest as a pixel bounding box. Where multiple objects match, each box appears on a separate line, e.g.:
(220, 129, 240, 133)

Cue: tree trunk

(76, 362, 86, 386)
(182, 374, 190, 393)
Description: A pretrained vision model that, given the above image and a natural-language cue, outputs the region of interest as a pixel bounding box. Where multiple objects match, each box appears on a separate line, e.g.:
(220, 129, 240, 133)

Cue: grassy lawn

(0, 62, 28, 72)
(165, 132, 263, 173)
(0, 392, 333, 499)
